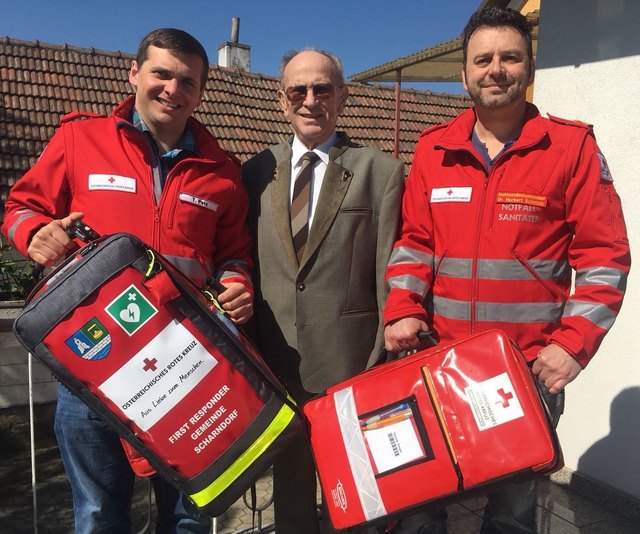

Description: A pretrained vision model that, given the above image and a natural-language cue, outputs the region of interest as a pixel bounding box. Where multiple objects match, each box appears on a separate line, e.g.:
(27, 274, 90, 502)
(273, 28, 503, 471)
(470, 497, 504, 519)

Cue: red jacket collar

(112, 96, 231, 164)
(436, 103, 549, 152)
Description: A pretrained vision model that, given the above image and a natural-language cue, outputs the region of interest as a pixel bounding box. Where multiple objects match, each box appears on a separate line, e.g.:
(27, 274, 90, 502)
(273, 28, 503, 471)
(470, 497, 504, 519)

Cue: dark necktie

(291, 151, 319, 263)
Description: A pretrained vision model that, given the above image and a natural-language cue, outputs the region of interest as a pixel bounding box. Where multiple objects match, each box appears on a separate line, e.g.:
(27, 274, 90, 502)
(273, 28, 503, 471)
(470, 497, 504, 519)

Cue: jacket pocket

(601, 184, 628, 242)
(341, 308, 377, 317)
(512, 250, 562, 301)
(340, 207, 373, 214)
(169, 191, 221, 235)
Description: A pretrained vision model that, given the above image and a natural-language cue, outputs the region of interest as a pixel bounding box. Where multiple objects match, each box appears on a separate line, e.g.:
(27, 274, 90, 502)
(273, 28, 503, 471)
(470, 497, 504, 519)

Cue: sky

(0, 0, 481, 94)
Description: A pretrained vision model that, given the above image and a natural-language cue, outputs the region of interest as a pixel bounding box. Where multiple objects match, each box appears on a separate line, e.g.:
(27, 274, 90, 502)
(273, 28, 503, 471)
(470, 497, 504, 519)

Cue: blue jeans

(390, 384, 565, 534)
(54, 384, 212, 534)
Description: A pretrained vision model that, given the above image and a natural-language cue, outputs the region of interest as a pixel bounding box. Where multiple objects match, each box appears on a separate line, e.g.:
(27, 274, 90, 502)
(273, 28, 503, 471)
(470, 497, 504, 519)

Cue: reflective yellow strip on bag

(189, 401, 297, 507)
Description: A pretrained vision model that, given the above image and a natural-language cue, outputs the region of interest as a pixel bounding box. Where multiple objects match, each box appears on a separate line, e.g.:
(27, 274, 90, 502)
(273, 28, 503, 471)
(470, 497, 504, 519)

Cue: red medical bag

(13, 232, 302, 516)
(303, 330, 562, 530)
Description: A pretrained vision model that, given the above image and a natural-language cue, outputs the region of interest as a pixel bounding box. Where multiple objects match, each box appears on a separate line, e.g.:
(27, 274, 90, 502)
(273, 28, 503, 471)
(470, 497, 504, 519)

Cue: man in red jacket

(2, 28, 252, 533)
(384, 7, 630, 534)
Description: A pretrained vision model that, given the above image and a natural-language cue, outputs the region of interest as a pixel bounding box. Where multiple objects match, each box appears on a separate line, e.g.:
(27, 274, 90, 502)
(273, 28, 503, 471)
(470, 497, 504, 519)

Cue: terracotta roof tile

(0, 37, 470, 206)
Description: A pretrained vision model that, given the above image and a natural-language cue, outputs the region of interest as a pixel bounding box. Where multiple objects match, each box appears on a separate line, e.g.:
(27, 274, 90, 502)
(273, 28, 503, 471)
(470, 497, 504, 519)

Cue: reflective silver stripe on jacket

(437, 257, 471, 278)
(478, 258, 571, 281)
(433, 296, 616, 329)
(575, 266, 627, 292)
(562, 300, 616, 330)
(7, 210, 39, 243)
(164, 255, 209, 282)
(433, 296, 565, 324)
(388, 247, 434, 267)
(389, 251, 570, 282)
(438, 257, 570, 281)
(333, 386, 386, 521)
(387, 274, 429, 297)
(216, 259, 250, 276)
(218, 269, 250, 283)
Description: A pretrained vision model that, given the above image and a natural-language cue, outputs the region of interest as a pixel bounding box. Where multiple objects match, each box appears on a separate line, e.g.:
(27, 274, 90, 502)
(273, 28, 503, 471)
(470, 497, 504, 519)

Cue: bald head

(278, 50, 348, 149)
(280, 49, 344, 87)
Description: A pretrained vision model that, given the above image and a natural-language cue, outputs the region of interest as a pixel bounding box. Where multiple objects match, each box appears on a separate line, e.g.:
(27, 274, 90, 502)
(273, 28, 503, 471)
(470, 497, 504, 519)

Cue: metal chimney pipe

(218, 17, 250, 71)
(231, 17, 239, 44)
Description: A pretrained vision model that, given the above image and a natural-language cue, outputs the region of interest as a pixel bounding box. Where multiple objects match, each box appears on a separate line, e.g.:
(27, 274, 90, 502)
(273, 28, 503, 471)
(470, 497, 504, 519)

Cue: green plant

(0, 236, 39, 300)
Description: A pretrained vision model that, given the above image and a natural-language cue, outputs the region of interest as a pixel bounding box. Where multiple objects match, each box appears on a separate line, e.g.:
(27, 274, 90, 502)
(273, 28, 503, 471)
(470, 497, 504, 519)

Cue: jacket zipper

(438, 145, 488, 334)
(486, 166, 505, 233)
(471, 170, 490, 333)
(441, 129, 547, 332)
(194, 250, 213, 281)
(166, 158, 199, 230)
(134, 128, 163, 249)
(472, 150, 512, 329)
(471, 146, 523, 329)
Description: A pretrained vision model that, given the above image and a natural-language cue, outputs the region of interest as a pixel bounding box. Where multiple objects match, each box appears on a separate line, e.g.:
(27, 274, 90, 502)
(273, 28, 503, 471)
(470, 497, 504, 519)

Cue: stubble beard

(468, 81, 525, 109)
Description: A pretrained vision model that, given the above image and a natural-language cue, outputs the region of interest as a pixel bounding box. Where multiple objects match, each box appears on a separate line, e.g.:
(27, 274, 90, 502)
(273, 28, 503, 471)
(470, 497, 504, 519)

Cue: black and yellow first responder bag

(12, 226, 302, 516)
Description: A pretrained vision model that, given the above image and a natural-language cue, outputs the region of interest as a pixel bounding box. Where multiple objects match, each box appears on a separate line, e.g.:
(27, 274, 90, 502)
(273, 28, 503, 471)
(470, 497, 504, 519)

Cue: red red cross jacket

(384, 104, 630, 367)
(2, 96, 252, 288)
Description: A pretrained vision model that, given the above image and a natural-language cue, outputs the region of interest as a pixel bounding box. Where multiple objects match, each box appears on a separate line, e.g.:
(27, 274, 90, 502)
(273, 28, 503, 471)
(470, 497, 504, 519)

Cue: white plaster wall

(534, 0, 640, 499)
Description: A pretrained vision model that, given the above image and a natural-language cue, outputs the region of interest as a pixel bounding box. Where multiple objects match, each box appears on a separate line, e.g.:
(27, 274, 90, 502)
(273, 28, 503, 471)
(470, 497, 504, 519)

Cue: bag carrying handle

(373, 329, 438, 367)
(26, 220, 104, 303)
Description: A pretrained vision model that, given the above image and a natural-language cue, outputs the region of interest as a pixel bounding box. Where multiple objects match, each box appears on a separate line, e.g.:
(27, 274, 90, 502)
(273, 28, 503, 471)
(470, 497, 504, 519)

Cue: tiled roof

(0, 37, 470, 206)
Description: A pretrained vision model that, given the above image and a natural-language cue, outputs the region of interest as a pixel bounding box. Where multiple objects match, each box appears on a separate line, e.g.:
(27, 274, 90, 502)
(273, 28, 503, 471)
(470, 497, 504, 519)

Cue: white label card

(431, 187, 472, 203)
(179, 192, 218, 212)
(99, 321, 218, 431)
(363, 417, 424, 473)
(88, 174, 136, 193)
(465, 372, 524, 431)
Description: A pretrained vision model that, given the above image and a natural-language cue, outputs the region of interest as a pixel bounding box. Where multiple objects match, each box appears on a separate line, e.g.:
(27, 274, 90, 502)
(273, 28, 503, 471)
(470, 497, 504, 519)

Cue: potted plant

(0, 236, 39, 303)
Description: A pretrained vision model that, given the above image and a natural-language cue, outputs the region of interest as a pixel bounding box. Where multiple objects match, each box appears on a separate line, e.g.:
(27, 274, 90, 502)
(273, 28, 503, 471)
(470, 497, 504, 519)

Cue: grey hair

(279, 48, 345, 87)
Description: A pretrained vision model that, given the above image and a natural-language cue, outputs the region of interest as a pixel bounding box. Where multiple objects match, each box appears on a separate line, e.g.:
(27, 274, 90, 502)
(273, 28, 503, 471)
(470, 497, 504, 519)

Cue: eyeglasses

(284, 83, 336, 103)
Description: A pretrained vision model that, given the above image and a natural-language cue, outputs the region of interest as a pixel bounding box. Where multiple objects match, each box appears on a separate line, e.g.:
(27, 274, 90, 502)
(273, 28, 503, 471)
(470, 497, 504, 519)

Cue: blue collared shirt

(132, 109, 198, 188)
(471, 129, 517, 172)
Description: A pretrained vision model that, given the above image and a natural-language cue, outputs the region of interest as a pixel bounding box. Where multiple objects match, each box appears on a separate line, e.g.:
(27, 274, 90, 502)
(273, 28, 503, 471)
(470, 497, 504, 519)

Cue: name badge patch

(496, 192, 547, 208)
(431, 187, 472, 203)
(179, 193, 218, 212)
(88, 174, 136, 193)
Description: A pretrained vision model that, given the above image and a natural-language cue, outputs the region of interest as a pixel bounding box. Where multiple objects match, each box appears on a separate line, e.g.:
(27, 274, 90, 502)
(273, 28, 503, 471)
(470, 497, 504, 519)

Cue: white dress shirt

(289, 133, 338, 229)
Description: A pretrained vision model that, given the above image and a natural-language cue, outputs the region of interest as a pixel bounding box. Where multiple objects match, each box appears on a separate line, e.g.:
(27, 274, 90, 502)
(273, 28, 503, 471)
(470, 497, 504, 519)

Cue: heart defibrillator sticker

(105, 284, 158, 336)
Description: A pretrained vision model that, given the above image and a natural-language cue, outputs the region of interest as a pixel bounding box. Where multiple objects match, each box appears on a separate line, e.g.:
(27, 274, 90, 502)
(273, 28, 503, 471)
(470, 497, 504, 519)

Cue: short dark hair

(279, 49, 345, 87)
(136, 28, 209, 88)
(462, 7, 533, 66)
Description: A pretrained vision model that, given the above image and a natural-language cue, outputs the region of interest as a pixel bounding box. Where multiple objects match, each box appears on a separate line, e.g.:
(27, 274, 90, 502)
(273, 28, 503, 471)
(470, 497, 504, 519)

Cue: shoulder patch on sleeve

(597, 152, 613, 182)
(60, 110, 106, 124)
(420, 122, 448, 138)
(547, 114, 592, 131)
